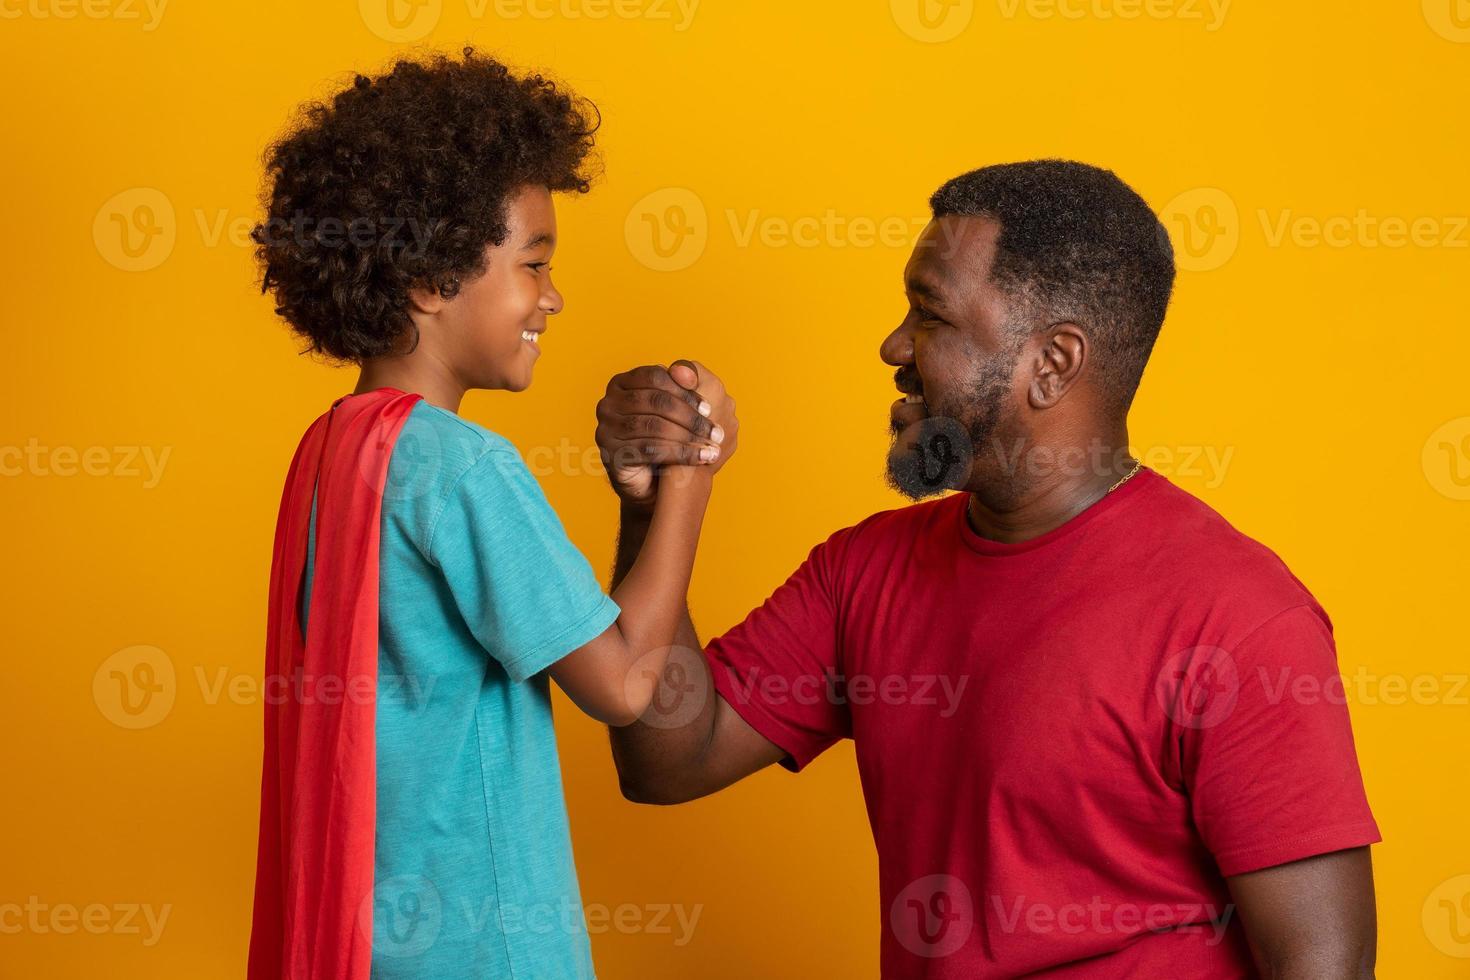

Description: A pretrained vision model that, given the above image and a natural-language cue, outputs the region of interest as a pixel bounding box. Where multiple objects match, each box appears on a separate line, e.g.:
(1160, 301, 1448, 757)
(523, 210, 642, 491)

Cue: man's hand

(595, 360, 738, 509)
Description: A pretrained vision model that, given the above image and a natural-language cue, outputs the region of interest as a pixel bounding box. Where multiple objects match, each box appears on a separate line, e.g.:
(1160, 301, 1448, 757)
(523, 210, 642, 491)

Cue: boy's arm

(548, 361, 734, 728)
(548, 467, 712, 726)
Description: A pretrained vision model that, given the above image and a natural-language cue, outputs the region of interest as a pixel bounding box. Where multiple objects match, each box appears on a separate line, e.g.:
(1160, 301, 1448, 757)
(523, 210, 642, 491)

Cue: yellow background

(3, 0, 1468, 975)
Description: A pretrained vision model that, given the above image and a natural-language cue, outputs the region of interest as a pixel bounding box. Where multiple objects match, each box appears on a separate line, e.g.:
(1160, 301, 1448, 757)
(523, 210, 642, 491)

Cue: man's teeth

(904, 394, 925, 404)
(521, 330, 539, 344)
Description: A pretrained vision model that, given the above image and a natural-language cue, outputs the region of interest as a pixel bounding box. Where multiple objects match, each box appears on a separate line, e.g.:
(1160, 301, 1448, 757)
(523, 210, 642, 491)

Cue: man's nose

(880, 321, 915, 367)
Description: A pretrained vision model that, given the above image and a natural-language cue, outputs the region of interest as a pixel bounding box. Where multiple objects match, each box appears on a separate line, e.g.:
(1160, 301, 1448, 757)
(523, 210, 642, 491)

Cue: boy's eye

(527, 261, 551, 273)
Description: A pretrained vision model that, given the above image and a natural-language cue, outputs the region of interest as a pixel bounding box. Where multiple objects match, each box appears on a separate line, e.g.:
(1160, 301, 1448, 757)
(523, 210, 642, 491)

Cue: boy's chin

(488, 360, 536, 393)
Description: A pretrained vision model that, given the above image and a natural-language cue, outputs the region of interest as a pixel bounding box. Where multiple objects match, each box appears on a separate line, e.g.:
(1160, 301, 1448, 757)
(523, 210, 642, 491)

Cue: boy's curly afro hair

(252, 47, 599, 362)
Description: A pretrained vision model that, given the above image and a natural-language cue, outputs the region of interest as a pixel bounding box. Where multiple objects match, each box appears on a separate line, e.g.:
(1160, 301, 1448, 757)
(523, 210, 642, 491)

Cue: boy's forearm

(614, 498, 702, 654)
(608, 468, 711, 665)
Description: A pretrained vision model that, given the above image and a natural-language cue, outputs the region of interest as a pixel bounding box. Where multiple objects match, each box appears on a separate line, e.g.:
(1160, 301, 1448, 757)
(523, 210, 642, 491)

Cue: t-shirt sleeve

(428, 448, 619, 682)
(705, 530, 853, 772)
(1182, 603, 1380, 877)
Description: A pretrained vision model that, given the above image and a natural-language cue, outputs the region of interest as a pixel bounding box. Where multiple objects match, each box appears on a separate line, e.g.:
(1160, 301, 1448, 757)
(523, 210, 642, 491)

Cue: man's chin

(885, 456, 943, 501)
(885, 415, 975, 500)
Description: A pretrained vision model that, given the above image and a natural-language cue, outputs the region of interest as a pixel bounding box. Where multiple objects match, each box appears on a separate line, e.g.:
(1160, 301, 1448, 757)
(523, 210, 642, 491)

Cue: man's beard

(885, 357, 1016, 501)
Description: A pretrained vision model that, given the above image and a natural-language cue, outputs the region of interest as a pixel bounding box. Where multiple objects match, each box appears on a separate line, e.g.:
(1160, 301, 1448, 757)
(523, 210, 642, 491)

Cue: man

(593, 160, 1378, 978)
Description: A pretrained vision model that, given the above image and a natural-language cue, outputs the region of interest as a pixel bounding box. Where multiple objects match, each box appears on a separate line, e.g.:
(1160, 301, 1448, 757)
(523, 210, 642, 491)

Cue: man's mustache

(894, 367, 924, 396)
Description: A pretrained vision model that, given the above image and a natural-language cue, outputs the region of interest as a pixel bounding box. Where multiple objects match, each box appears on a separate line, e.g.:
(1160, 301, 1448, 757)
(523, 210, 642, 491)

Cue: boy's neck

(354, 355, 467, 414)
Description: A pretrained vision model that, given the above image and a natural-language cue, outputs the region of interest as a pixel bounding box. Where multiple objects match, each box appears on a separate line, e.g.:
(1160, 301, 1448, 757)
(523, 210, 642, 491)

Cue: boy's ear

(407, 283, 447, 315)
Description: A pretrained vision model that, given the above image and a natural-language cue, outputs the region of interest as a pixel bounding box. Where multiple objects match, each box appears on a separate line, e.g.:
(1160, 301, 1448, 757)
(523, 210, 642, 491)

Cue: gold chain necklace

(1107, 459, 1144, 495)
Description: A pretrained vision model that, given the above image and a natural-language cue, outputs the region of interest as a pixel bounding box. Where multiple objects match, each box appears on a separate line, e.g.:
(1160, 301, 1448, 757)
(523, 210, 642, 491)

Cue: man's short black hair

(929, 160, 1175, 412)
(252, 47, 599, 362)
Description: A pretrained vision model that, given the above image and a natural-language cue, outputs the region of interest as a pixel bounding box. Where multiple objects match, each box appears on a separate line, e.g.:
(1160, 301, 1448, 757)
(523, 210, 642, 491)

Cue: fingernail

(698, 401, 712, 417)
(710, 425, 725, 445)
(699, 445, 720, 463)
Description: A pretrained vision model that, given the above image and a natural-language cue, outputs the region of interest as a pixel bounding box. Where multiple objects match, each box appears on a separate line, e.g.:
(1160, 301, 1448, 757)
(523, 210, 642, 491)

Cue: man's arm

(1226, 847, 1377, 979)
(595, 362, 785, 804)
(1181, 604, 1380, 976)
(607, 500, 785, 803)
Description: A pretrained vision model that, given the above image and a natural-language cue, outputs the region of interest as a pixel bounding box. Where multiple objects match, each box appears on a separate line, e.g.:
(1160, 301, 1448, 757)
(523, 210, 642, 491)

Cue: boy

(246, 49, 733, 979)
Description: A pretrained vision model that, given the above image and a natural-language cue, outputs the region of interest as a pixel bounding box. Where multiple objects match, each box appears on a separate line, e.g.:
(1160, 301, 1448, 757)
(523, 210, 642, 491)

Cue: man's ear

(1027, 323, 1088, 409)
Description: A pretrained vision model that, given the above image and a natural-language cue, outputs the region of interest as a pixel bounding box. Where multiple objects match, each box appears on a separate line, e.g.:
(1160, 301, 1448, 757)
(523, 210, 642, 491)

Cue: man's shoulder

(808, 494, 961, 564)
(1134, 474, 1326, 630)
(832, 492, 952, 530)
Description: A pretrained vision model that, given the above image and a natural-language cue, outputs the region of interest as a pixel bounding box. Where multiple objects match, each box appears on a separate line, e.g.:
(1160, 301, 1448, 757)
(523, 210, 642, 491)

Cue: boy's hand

(596, 360, 738, 509)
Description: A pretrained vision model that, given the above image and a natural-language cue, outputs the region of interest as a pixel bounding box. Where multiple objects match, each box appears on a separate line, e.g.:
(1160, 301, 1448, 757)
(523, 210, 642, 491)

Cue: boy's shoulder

(403, 400, 517, 456)
(386, 401, 527, 510)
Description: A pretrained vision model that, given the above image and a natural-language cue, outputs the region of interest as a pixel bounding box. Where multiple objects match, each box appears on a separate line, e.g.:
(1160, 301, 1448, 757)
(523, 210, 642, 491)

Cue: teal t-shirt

(303, 400, 619, 978)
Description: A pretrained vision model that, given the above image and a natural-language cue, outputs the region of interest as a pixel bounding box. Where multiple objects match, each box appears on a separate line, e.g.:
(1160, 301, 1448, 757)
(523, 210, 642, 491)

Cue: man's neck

(965, 429, 1136, 544)
(354, 354, 466, 414)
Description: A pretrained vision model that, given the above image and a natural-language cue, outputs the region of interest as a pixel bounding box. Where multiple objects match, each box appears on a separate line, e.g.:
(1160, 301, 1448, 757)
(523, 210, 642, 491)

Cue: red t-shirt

(706, 470, 1379, 978)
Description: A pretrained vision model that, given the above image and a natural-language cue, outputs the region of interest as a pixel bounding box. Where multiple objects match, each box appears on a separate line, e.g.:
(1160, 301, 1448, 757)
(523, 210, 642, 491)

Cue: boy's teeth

(522, 331, 538, 343)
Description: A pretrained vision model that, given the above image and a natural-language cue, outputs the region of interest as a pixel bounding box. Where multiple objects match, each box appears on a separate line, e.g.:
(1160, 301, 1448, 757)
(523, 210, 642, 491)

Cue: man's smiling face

(881, 215, 1031, 499)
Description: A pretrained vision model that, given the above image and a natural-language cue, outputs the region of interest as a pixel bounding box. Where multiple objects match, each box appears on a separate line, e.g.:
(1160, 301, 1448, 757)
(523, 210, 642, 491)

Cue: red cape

(248, 388, 421, 980)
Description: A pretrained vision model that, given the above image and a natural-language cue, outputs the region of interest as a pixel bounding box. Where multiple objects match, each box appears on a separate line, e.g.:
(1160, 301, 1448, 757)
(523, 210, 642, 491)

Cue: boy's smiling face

(435, 184, 563, 392)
